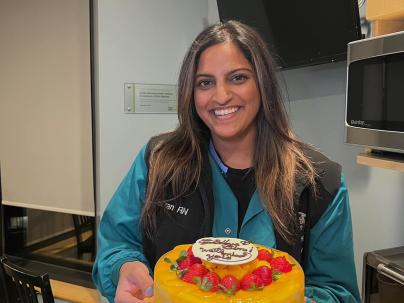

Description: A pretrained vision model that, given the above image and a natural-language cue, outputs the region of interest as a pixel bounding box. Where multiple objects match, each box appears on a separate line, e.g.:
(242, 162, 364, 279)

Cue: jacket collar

(208, 141, 313, 205)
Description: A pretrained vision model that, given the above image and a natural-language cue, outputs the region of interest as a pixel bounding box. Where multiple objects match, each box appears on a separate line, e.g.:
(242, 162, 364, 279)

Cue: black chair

(72, 215, 96, 261)
(0, 257, 55, 303)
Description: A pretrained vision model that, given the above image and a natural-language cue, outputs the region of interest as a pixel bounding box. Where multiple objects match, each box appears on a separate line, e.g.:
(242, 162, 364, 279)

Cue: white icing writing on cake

(193, 237, 258, 265)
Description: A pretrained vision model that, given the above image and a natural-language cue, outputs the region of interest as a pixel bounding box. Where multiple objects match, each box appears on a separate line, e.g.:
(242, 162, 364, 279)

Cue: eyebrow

(195, 67, 253, 79)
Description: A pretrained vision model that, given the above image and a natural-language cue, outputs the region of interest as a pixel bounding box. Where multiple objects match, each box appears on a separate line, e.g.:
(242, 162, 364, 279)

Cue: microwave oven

(345, 31, 404, 154)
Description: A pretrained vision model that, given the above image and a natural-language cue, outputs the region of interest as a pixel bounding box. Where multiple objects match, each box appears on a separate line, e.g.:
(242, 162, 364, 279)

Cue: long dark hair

(141, 20, 316, 243)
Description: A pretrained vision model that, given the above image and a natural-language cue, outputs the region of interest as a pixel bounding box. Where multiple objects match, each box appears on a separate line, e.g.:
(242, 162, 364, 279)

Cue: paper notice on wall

(124, 83, 177, 113)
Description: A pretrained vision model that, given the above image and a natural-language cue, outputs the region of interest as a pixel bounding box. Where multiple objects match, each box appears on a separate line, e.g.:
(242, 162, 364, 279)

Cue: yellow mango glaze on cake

(152, 242, 304, 303)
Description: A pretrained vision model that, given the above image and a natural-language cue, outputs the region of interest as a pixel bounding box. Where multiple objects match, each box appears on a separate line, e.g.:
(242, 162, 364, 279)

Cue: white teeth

(214, 107, 239, 116)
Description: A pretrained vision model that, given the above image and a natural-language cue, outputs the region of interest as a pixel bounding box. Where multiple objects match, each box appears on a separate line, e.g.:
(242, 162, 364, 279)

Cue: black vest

(142, 135, 341, 272)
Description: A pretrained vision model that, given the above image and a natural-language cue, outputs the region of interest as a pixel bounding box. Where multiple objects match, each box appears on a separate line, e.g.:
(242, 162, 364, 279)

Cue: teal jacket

(93, 145, 360, 303)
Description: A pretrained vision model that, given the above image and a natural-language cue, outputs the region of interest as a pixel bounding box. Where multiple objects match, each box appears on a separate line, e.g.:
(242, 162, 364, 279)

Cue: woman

(93, 21, 360, 303)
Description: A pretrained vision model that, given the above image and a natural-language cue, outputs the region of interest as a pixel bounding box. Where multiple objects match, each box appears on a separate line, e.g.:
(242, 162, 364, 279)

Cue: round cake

(152, 237, 304, 303)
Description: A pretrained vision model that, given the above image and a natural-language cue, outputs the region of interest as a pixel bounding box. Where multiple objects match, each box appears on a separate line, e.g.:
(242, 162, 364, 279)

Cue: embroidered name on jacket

(165, 202, 189, 216)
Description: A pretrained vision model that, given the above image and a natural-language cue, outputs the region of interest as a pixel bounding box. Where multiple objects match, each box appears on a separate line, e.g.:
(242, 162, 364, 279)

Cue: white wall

(95, 0, 210, 214)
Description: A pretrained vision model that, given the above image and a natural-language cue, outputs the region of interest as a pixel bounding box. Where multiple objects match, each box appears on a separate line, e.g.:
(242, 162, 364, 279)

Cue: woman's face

(194, 42, 261, 144)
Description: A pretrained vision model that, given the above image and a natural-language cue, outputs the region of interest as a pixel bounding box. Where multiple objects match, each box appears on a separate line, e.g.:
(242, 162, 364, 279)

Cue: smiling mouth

(213, 106, 240, 116)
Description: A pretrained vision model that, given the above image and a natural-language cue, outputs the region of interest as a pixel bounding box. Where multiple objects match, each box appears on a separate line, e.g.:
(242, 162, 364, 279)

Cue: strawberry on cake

(152, 237, 304, 303)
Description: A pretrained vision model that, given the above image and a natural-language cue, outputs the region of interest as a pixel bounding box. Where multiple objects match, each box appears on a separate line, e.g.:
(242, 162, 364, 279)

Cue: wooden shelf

(367, 0, 404, 21)
(367, 0, 404, 36)
(357, 152, 404, 172)
(371, 20, 404, 36)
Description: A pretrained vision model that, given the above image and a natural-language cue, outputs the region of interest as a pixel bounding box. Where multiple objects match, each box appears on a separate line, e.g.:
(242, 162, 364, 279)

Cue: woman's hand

(115, 261, 154, 303)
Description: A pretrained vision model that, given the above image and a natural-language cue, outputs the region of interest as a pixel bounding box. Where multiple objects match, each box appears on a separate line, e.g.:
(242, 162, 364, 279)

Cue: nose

(213, 81, 232, 104)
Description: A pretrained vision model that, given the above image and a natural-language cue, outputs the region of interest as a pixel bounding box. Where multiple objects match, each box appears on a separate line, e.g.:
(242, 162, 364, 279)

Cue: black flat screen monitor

(216, 0, 362, 69)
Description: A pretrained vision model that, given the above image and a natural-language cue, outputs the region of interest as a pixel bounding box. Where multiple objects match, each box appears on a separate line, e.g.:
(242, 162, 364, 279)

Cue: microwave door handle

(377, 264, 404, 285)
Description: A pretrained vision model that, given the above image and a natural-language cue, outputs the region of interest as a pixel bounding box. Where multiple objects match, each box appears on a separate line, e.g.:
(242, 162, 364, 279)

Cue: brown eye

(231, 74, 248, 84)
(196, 79, 214, 89)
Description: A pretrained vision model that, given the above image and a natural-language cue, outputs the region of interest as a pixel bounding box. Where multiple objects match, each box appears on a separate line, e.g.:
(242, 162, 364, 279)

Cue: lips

(212, 106, 240, 116)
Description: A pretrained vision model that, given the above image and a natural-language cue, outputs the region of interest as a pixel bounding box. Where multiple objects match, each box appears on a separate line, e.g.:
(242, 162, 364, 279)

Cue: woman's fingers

(115, 290, 145, 303)
(115, 261, 154, 302)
